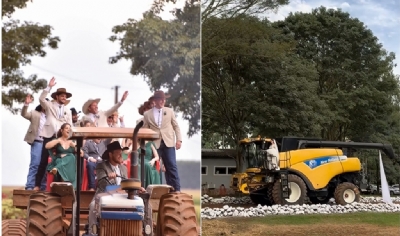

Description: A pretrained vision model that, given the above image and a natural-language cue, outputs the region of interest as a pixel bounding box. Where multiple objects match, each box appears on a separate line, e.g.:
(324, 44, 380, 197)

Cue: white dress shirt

(111, 164, 121, 185)
(152, 107, 163, 128)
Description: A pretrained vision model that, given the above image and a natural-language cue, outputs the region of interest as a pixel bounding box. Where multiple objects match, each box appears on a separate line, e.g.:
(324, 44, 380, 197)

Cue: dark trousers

(87, 161, 97, 189)
(157, 140, 180, 192)
(35, 136, 54, 189)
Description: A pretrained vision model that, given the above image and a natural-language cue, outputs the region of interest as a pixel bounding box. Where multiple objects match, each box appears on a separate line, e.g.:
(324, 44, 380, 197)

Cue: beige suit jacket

(21, 104, 43, 144)
(39, 88, 73, 138)
(142, 107, 182, 149)
(81, 102, 122, 127)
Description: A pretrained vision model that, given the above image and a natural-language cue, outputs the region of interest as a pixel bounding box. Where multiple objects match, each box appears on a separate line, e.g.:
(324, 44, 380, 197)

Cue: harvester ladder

(280, 170, 290, 199)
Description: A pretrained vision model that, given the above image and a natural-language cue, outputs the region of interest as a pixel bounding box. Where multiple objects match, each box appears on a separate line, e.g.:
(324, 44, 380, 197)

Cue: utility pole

(112, 85, 120, 104)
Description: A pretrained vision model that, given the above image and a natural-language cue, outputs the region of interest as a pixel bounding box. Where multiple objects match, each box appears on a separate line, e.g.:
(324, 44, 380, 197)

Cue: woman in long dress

(46, 123, 83, 189)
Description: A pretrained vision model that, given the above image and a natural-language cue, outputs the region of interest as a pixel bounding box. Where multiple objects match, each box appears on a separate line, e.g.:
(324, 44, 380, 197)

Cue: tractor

(234, 136, 398, 206)
(3, 121, 199, 236)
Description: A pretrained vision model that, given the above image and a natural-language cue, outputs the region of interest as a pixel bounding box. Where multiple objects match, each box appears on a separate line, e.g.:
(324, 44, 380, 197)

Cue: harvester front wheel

(2, 219, 30, 236)
(156, 192, 198, 236)
(272, 174, 307, 205)
(334, 182, 360, 205)
(26, 192, 64, 236)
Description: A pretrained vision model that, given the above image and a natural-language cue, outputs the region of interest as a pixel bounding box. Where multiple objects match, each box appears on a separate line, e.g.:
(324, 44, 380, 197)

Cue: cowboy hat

(70, 107, 81, 115)
(101, 141, 129, 160)
(51, 88, 72, 100)
(82, 98, 101, 115)
(152, 90, 171, 100)
(35, 98, 49, 112)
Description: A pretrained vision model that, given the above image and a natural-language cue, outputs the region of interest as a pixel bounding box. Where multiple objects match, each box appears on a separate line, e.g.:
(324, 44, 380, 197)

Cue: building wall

(201, 158, 236, 189)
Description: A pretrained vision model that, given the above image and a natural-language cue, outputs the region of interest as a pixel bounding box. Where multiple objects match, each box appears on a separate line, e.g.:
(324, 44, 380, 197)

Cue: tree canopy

(109, 0, 200, 137)
(2, 0, 60, 114)
(202, 6, 400, 178)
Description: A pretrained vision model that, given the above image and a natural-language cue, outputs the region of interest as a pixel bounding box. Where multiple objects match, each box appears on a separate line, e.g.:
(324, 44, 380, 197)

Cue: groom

(142, 91, 182, 192)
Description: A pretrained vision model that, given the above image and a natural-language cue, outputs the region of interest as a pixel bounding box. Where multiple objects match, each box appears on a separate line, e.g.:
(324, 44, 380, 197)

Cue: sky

(264, 0, 400, 75)
(1, 0, 201, 186)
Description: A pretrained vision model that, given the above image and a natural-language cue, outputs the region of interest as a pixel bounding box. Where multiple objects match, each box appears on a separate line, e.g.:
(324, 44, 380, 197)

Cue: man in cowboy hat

(70, 107, 81, 127)
(21, 94, 49, 190)
(81, 91, 129, 128)
(87, 141, 143, 235)
(142, 90, 182, 192)
(33, 77, 73, 191)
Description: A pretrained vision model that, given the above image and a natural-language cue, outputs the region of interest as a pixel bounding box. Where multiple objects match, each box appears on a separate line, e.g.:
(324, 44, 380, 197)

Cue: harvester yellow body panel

(281, 149, 362, 189)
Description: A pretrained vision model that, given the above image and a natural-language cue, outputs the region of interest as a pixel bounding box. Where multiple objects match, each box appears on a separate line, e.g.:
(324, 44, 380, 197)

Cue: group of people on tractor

(21, 77, 183, 196)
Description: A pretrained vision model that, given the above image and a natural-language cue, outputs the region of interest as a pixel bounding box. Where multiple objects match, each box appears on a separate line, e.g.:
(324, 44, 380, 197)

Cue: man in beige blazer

(80, 91, 129, 128)
(21, 95, 48, 190)
(33, 77, 73, 191)
(142, 91, 182, 192)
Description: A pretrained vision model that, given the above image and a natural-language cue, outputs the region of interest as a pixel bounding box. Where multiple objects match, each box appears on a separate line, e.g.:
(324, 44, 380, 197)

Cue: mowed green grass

(223, 212, 400, 227)
(202, 212, 400, 236)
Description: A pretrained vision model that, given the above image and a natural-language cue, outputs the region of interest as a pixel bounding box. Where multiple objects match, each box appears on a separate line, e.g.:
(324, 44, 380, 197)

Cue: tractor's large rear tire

(156, 192, 198, 236)
(334, 182, 360, 205)
(272, 174, 307, 205)
(2, 219, 30, 236)
(26, 192, 64, 236)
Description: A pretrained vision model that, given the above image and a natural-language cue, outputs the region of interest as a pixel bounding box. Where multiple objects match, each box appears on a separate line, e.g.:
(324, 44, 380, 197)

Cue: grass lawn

(201, 212, 400, 236)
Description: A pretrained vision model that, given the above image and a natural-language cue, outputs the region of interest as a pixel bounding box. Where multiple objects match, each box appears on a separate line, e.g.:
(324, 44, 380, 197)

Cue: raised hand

(121, 91, 129, 102)
(48, 77, 56, 88)
(25, 94, 33, 104)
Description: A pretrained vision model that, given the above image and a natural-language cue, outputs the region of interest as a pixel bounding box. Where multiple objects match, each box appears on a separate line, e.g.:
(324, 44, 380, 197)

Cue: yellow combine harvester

(231, 136, 397, 205)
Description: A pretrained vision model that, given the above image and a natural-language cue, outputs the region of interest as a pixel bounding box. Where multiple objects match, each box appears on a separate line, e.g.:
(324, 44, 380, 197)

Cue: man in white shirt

(142, 91, 183, 192)
(21, 95, 48, 190)
(34, 77, 73, 191)
(81, 91, 129, 128)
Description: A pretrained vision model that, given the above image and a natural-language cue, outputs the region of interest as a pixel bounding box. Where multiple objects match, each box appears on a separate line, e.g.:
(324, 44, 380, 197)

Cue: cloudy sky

(265, 0, 400, 75)
(1, 0, 200, 186)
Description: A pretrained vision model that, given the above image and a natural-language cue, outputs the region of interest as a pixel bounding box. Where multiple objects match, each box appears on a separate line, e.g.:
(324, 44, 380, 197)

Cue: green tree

(201, 0, 289, 21)
(109, 0, 200, 137)
(2, 0, 60, 114)
(274, 6, 400, 142)
(202, 15, 327, 171)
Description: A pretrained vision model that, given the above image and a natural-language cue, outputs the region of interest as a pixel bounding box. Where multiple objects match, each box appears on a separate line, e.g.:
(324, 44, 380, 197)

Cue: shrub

(2, 199, 27, 219)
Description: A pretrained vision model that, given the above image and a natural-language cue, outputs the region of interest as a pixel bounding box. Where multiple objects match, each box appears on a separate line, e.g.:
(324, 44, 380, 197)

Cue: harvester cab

(230, 136, 272, 194)
(247, 136, 398, 207)
(8, 122, 199, 236)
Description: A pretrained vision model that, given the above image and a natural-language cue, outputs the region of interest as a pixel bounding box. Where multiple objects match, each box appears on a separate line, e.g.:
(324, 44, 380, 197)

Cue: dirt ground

(201, 220, 400, 236)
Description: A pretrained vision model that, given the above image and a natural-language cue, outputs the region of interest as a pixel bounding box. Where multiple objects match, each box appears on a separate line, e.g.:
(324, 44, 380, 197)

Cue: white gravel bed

(201, 194, 400, 205)
(201, 195, 400, 219)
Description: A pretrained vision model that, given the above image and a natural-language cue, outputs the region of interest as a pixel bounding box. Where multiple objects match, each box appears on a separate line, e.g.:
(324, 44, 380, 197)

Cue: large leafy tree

(274, 6, 400, 182)
(2, 0, 60, 113)
(201, 0, 289, 21)
(109, 0, 200, 137)
(274, 6, 400, 142)
(202, 15, 327, 171)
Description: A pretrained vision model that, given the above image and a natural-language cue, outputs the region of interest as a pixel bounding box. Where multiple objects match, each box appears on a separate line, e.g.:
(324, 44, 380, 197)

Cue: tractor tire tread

(156, 193, 198, 236)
